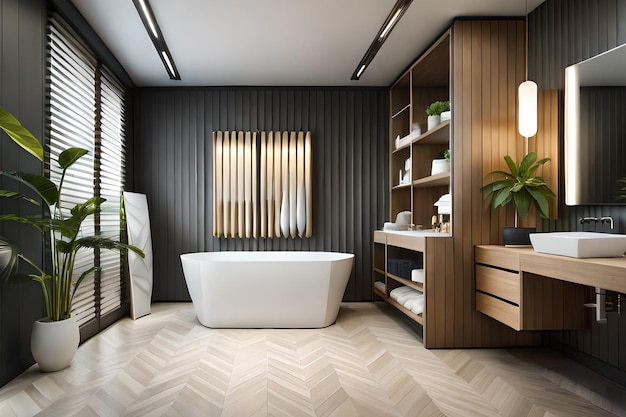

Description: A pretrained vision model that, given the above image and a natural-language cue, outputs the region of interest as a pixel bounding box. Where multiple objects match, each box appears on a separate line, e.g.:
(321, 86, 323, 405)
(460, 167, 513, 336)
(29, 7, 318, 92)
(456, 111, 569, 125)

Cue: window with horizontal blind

(46, 15, 127, 333)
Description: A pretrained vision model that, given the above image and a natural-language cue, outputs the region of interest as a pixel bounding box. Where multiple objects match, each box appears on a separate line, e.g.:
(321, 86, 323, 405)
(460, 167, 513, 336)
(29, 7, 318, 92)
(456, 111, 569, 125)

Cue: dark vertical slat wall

(528, 0, 626, 375)
(133, 87, 389, 302)
(0, 0, 46, 387)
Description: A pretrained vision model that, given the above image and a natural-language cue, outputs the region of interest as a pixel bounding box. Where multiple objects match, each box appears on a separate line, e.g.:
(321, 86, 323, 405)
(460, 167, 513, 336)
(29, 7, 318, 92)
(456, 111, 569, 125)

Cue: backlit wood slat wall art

(213, 131, 312, 238)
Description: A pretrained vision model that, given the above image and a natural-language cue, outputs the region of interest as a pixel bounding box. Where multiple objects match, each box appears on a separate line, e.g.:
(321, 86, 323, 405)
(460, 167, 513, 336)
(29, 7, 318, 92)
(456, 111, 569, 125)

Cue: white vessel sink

(529, 232, 626, 258)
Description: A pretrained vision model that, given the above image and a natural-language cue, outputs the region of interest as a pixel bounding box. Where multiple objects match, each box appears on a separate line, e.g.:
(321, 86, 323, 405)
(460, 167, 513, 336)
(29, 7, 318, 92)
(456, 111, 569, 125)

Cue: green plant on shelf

(425, 100, 450, 116)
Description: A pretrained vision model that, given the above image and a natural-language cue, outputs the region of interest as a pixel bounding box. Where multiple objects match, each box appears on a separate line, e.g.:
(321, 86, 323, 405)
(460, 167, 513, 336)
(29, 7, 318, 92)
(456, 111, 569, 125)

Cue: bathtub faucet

(579, 216, 598, 225)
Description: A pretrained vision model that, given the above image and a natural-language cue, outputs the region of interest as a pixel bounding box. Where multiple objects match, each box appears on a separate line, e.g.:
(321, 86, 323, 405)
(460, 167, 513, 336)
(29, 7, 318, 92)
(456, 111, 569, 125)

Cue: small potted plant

(431, 149, 450, 176)
(425, 100, 450, 130)
(481, 152, 555, 246)
(0, 105, 144, 371)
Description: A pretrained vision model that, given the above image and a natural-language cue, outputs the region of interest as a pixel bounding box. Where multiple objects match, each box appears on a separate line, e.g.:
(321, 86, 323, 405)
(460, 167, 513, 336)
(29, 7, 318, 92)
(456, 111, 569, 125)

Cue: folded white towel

(403, 293, 424, 310)
(411, 269, 424, 283)
(389, 286, 414, 301)
(396, 288, 423, 305)
(410, 297, 425, 315)
(374, 281, 386, 293)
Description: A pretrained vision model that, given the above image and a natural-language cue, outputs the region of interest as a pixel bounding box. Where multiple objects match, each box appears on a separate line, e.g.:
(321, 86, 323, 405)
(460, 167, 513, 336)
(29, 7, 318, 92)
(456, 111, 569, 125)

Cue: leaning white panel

(123, 191, 154, 319)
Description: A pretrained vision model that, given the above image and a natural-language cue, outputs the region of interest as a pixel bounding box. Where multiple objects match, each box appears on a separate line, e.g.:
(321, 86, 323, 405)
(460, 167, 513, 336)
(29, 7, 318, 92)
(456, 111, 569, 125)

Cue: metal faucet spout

(600, 216, 614, 230)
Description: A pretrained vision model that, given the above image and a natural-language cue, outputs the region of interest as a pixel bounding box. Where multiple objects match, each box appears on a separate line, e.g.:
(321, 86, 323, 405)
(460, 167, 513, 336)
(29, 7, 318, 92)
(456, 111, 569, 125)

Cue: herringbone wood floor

(0, 303, 624, 417)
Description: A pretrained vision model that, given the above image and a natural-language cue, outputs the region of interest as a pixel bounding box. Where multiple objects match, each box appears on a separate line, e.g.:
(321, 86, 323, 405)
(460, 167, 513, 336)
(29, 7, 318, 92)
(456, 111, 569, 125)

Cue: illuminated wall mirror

(565, 42, 626, 205)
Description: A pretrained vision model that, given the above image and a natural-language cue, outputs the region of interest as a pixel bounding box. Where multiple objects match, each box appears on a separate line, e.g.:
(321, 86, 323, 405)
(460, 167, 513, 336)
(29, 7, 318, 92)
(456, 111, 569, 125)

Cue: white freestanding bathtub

(180, 251, 354, 328)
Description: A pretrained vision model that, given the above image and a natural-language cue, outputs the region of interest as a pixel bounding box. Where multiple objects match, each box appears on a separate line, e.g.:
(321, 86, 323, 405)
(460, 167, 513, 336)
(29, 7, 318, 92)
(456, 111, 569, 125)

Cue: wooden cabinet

(373, 230, 453, 345)
(376, 19, 551, 349)
(475, 246, 588, 331)
(389, 32, 451, 229)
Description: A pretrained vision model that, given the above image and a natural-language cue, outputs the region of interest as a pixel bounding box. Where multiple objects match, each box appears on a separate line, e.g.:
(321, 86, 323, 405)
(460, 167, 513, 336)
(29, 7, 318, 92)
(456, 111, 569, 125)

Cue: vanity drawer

(475, 265, 520, 304)
(475, 245, 523, 271)
(476, 292, 520, 331)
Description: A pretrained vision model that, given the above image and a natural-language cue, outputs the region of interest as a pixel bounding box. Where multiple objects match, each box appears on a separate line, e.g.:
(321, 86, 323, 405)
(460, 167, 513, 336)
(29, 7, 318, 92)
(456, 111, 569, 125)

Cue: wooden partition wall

(422, 19, 555, 348)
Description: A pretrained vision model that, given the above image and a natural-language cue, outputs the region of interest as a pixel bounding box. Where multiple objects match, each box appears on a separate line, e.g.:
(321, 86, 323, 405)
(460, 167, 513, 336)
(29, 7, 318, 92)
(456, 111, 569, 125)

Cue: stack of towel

(389, 286, 424, 315)
(374, 281, 386, 294)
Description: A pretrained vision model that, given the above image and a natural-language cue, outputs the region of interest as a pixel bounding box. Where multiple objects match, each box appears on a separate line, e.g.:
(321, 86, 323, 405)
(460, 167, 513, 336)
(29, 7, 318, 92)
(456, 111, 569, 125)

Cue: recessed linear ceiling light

(132, 0, 180, 80)
(351, 0, 413, 81)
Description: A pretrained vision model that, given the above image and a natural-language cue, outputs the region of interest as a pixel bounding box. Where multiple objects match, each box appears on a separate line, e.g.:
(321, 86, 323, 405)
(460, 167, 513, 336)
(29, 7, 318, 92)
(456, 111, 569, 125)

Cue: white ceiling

(70, 0, 545, 87)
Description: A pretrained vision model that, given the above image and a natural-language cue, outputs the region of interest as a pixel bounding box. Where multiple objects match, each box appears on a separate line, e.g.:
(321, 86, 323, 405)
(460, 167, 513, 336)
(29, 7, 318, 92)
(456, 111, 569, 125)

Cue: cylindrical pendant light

(518, 79, 537, 138)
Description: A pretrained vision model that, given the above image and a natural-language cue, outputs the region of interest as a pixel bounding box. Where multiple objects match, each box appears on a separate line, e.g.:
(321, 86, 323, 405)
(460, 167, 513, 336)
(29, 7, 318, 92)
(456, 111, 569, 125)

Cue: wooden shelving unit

(372, 230, 451, 336)
(375, 19, 549, 349)
(389, 32, 451, 230)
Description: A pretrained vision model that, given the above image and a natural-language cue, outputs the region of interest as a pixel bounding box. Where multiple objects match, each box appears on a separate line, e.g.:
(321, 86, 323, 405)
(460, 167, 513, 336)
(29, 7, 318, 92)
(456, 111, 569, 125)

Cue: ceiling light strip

(138, 0, 159, 39)
(132, 0, 180, 80)
(351, 0, 413, 81)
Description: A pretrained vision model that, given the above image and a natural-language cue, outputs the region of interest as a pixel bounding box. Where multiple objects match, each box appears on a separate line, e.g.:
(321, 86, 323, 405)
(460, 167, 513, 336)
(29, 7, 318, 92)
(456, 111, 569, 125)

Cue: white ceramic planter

(31, 316, 79, 372)
(431, 159, 450, 175)
(427, 115, 441, 130)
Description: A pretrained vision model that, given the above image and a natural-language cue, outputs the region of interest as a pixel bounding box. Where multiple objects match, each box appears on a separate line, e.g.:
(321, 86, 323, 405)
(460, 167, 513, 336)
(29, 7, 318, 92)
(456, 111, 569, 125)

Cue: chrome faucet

(579, 216, 598, 224)
(600, 216, 614, 230)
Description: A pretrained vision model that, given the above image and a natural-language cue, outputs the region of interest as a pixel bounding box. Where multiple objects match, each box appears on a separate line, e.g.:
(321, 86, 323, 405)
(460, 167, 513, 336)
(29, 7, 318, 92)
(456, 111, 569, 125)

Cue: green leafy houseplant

(0, 105, 144, 321)
(481, 152, 555, 226)
(425, 100, 450, 116)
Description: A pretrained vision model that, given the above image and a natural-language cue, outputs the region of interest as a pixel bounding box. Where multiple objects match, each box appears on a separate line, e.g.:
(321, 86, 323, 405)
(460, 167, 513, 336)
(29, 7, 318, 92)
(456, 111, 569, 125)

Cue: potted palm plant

(482, 152, 555, 246)
(0, 105, 144, 371)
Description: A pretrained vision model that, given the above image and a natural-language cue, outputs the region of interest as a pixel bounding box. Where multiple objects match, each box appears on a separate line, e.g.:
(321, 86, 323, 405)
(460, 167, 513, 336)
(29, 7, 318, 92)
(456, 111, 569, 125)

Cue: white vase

(31, 316, 80, 372)
(427, 115, 441, 130)
(431, 159, 450, 175)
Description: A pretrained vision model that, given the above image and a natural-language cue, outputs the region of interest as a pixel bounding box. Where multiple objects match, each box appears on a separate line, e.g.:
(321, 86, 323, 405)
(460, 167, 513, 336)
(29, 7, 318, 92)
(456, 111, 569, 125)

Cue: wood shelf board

(391, 183, 412, 191)
(412, 172, 450, 187)
(373, 230, 387, 244)
(385, 232, 426, 251)
(413, 120, 450, 145)
(391, 104, 411, 119)
(387, 274, 424, 292)
(388, 297, 424, 325)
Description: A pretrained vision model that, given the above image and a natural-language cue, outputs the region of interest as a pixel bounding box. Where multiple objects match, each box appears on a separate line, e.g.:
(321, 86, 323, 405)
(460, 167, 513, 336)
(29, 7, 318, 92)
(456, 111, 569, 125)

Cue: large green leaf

(518, 152, 537, 176)
(70, 197, 105, 221)
(0, 189, 39, 206)
(491, 188, 512, 209)
(512, 191, 531, 217)
(73, 236, 145, 258)
(0, 105, 44, 161)
(58, 147, 88, 170)
(0, 214, 78, 236)
(0, 237, 19, 283)
(503, 155, 519, 178)
(0, 171, 58, 206)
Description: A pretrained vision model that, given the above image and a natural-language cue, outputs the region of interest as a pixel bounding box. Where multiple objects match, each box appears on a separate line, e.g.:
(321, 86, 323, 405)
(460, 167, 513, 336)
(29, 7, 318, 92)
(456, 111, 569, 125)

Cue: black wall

(0, 0, 46, 387)
(132, 87, 389, 302)
(529, 0, 626, 379)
